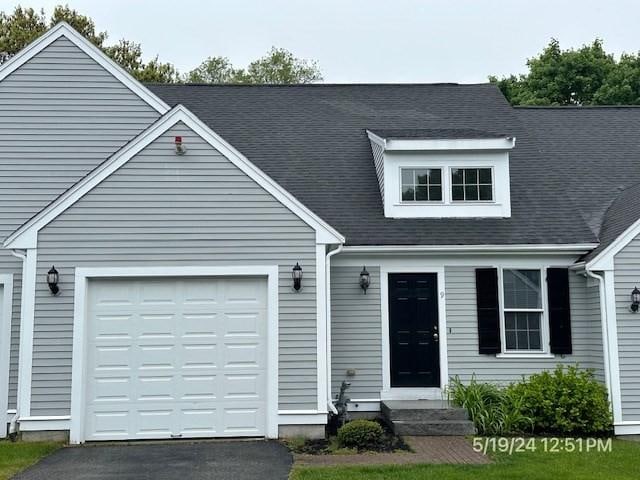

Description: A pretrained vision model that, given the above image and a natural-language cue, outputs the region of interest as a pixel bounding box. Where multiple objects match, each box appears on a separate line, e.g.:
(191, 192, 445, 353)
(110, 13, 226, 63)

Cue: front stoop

(381, 400, 476, 436)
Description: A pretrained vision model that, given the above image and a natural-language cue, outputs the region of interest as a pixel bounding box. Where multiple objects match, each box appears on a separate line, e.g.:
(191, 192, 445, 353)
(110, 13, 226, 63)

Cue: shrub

(336, 419, 384, 451)
(448, 375, 533, 435)
(507, 365, 612, 436)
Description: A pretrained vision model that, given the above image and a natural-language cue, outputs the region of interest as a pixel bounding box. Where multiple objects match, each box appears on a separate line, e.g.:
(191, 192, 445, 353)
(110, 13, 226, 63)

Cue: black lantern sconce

(359, 266, 371, 294)
(47, 265, 59, 295)
(631, 286, 640, 313)
(292, 263, 303, 291)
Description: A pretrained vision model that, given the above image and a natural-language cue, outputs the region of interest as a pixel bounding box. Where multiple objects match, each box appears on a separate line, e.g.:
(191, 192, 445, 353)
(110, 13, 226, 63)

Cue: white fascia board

(4, 105, 345, 249)
(0, 22, 169, 114)
(587, 217, 640, 271)
(365, 130, 515, 152)
(341, 243, 598, 255)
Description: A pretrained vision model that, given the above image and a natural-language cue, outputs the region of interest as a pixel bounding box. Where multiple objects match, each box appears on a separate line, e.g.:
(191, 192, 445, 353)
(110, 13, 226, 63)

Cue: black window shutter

(476, 268, 501, 354)
(547, 268, 572, 354)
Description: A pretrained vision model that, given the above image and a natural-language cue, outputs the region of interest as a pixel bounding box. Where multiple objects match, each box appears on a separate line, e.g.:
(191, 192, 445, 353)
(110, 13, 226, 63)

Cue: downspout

(8, 249, 26, 438)
(585, 269, 613, 405)
(325, 244, 343, 415)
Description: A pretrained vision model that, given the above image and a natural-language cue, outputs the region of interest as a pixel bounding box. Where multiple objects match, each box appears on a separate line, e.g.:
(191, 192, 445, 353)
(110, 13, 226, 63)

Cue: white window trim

(398, 167, 444, 204)
(0, 274, 14, 438)
(497, 267, 553, 357)
(68, 265, 280, 444)
(380, 266, 448, 400)
(449, 166, 496, 203)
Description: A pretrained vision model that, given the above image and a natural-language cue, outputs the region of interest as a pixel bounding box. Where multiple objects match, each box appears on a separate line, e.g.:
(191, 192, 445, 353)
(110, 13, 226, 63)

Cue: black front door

(388, 273, 440, 388)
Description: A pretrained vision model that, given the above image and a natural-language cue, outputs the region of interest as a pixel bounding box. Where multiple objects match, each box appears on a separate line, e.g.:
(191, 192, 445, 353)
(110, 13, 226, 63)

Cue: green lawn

(0, 441, 61, 480)
(291, 439, 640, 480)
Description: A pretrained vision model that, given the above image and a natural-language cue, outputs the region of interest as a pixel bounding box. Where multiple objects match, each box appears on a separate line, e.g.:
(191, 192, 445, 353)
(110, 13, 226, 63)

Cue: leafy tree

(491, 38, 640, 105)
(0, 6, 46, 63)
(184, 56, 237, 83)
(241, 47, 322, 84)
(0, 4, 179, 82)
(1, 4, 322, 85)
(185, 47, 322, 84)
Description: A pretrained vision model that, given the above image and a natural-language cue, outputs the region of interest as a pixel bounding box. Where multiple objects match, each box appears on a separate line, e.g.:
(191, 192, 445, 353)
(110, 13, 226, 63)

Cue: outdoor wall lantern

(292, 263, 303, 291)
(359, 266, 371, 294)
(631, 286, 640, 312)
(47, 265, 59, 295)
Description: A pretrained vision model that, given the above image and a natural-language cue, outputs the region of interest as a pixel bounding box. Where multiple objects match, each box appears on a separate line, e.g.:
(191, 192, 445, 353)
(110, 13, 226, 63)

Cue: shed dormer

(367, 128, 515, 219)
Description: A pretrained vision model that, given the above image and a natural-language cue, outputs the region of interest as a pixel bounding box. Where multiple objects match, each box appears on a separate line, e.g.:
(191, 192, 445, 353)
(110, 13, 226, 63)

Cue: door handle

(433, 332, 439, 342)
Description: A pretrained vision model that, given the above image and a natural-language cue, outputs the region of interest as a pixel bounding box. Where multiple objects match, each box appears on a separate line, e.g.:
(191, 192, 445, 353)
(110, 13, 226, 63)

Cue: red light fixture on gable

(175, 136, 186, 155)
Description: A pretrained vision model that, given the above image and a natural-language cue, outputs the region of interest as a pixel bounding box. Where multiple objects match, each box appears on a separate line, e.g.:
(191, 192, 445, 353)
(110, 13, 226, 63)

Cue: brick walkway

(294, 436, 490, 466)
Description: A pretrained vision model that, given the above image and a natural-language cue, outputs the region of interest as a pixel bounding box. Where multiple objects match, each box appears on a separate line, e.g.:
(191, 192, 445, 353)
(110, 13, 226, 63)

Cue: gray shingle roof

(583, 182, 640, 262)
(146, 83, 627, 247)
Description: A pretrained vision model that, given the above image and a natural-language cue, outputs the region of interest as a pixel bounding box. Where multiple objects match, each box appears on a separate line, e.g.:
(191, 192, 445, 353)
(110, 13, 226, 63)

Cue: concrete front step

(381, 400, 476, 436)
(392, 419, 476, 436)
(381, 401, 469, 422)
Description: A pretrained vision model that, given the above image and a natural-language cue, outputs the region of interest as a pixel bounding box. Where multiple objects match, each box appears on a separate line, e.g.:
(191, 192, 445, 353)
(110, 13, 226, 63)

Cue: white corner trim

(587, 217, 640, 271)
(603, 270, 623, 424)
(0, 22, 169, 114)
(69, 265, 280, 444)
(0, 274, 14, 438)
(18, 416, 70, 432)
(366, 130, 516, 151)
(380, 266, 448, 398)
(315, 244, 329, 412)
(15, 249, 37, 419)
(4, 105, 344, 249)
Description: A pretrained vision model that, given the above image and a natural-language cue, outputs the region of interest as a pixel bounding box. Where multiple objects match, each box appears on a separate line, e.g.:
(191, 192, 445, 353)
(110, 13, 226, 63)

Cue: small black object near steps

(381, 400, 476, 436)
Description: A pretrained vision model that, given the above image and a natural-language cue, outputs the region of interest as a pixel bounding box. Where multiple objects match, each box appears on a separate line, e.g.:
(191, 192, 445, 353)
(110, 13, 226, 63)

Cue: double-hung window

(451, 168, 493, 201)
(401, 168, 442, 202)
(502, 269, 544, 352)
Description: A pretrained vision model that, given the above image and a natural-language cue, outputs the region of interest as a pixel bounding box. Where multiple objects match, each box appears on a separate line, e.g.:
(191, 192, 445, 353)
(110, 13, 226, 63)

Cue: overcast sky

(7, 0, 640, 83)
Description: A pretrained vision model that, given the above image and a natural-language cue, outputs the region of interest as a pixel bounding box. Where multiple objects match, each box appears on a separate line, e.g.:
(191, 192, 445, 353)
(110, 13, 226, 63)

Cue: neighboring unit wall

(330, 258, 604, 401)
(614, 235, 640, 422)
(0, 35, 160, 411)
(31, 122, 318, 416)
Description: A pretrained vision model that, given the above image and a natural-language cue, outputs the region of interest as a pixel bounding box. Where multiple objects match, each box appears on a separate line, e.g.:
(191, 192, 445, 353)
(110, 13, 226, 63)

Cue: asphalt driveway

(13, 440, 293, 480)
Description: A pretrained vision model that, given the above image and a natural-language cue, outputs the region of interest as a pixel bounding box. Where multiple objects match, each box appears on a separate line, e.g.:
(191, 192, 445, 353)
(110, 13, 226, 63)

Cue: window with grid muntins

(401, 168, 442, 202)
(451, 168, 493, 201)
(503, 269, 543, 351)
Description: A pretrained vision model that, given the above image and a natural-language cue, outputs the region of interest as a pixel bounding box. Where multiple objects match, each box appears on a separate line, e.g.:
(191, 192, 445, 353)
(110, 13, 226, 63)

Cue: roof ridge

(144, 82, 495, 88)
(515, 105, 640, 109)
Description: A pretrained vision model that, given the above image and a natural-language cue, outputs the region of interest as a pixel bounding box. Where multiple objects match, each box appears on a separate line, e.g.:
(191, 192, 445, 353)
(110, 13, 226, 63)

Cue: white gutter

(341, 244, 598, 254)
(8, 250, 26, 437)
(585, 269, 613, 407)
(325, 244, 343, 415)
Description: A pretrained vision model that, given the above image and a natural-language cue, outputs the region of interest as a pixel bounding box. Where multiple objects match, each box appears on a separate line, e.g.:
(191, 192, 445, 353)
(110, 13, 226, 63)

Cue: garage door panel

(85, 276, 267, 441)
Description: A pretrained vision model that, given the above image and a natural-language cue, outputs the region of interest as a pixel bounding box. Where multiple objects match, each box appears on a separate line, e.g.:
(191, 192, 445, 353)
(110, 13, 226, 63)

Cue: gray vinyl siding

(0, 35, 160, 411)
(446, 266, 604, 383)
(329, 263, 604, 401)
(614, 235, 640, 422)
(331, 266, 382, 398)
(370, 141, 385, 202)
(32, 122, 318, 416)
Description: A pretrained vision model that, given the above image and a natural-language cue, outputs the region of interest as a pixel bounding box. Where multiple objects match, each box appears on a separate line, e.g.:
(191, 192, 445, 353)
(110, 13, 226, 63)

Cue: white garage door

(84, 276, 268, 441)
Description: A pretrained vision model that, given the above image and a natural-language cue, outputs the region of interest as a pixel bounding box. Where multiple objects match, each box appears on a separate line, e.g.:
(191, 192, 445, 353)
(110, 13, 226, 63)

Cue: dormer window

(367, 128, 515, 219)
(451, 168, 493, 202)
(401, 168, 442, 202)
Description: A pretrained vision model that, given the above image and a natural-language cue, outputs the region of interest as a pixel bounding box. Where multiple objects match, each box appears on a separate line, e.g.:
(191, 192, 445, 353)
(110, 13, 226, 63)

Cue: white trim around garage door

(69, 265, 280, 444)
(380, 266, 448, 401)
(0, 274, 14, 438)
